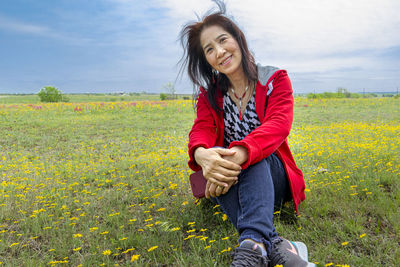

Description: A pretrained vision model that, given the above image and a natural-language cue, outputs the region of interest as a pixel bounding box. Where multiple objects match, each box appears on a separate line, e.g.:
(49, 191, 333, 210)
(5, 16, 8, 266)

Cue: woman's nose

(216, 45, 225, 57)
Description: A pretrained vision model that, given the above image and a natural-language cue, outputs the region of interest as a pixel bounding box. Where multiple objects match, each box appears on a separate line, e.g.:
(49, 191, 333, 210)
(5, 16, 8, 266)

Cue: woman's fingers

(211, 181, 235, 197)
(218, 158, 242, 172)
(213, 147, 236, 156)
(222, 182, 232, 195)
(216, 166, 241, 178)
(214, 184, 224, 197)
(202, 161, 241, 182)
(205, 180, 211, 199)
(210, 172, 238, 183)
(206, 176, 229, 188)
(208, 182, 218, 198)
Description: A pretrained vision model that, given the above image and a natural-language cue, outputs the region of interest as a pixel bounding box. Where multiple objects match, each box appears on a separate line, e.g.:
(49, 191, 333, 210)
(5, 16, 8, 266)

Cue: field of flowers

(0, 97, 399, 266)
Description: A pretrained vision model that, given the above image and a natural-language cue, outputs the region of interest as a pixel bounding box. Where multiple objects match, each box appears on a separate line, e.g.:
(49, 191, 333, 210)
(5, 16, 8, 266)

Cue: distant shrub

(38, 86, 69, 102)
(160, 93, 167, 100)
(307, 90, 362, 99)
(183, 96, 190, 100)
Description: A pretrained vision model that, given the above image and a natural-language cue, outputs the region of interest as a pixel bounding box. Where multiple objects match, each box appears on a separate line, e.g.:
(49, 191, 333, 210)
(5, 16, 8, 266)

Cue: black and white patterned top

(223, 90, 261, 147)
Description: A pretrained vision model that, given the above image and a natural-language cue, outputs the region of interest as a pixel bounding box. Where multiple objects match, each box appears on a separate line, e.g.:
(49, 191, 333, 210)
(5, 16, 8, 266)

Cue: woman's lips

(220, 55, 232, 66)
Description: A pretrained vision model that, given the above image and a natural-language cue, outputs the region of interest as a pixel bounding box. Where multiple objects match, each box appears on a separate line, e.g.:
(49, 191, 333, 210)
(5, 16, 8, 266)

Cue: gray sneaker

(269, 237, 308, 267)
(231, 241, 269, 267)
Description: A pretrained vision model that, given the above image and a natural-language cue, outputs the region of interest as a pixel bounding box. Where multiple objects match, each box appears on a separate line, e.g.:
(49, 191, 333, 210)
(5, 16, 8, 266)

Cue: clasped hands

(194, 146, 248, 198)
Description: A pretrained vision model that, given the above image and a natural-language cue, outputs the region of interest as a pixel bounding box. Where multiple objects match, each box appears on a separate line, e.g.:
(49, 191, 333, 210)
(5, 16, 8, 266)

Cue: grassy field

(0, 94, 165, 104)
(0, 96, 399, 266)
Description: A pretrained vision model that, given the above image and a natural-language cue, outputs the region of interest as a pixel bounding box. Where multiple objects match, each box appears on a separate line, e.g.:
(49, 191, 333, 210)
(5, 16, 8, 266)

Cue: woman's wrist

(226, 146, 248, 165)
(194, 146, 206, 166)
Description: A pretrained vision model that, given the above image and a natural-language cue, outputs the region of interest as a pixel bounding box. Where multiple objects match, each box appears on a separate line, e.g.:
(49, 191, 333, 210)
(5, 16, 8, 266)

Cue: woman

(180, 3, 310, 267)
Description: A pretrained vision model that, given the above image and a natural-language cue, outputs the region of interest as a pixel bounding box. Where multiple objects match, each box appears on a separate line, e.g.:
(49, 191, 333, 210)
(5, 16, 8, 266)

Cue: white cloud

(0, 15, 51, 35)
(0, 15, 93, 45)
(156, 0, 400, 74)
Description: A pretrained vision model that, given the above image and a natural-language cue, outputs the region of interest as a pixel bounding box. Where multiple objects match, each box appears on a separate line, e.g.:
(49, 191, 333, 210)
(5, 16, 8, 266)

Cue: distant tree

(337, 87, 351, 98)
(38, 86, 69, 102)
(164, 82, 176, 99)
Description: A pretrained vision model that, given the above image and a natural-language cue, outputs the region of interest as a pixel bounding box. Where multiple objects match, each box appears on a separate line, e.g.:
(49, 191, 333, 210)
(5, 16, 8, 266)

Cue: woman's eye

(220, 37, 226, 43)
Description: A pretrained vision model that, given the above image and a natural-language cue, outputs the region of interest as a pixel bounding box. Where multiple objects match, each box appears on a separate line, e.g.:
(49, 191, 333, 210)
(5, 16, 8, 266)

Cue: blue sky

(1, 0, 399, 94)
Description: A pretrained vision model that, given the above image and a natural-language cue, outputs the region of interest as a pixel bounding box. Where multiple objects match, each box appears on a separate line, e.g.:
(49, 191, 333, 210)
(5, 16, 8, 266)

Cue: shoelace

(231, 248, 268, 266)
(270, 238, 287, 264)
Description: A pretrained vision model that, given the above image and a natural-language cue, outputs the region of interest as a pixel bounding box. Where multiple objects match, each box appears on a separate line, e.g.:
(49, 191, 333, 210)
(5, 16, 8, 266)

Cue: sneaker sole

(292, 241, 316, 267)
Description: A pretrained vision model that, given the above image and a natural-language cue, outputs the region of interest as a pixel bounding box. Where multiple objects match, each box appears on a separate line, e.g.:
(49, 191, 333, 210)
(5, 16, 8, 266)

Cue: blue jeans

(212, 153, 290, 254)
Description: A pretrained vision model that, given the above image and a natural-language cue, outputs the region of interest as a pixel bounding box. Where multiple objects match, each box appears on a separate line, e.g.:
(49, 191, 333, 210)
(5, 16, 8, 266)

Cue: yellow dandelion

(131, 254, 140, 262)
(184, 235, 196, 240)
(123, 248, 135, 254)
(102, 250, 111, 255)
(171, 227, 180, 231)
(147, 246, 158, 252)
(220, 247, 231, 253)
(73, 233, 82, 238)
(341, 241, 349, 246)
(359, 233, 366, 238)
(73, 247, 81, 251)
(204, 245, 211, 250)
(222, 214, 228, 221)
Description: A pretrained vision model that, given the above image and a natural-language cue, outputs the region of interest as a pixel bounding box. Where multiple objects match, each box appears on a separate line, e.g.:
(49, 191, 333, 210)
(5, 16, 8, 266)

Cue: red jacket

(187, 69, 306, 213)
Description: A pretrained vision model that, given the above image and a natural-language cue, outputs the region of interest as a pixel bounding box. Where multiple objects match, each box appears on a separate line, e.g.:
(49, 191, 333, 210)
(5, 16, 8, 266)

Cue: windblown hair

(178, 1, 257, 113)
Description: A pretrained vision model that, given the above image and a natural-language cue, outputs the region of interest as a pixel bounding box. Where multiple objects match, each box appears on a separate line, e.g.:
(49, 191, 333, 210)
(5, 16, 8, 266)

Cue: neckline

(225, 90, 255, 121)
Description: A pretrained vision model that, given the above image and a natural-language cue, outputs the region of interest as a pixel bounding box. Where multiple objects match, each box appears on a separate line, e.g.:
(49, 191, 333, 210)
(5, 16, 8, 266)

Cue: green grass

(0, 96, 399, 266)
(0, 93, 190, 104)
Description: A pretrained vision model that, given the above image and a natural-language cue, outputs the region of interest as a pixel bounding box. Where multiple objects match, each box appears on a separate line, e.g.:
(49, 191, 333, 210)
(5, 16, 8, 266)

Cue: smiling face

(200, 25, 244, 79)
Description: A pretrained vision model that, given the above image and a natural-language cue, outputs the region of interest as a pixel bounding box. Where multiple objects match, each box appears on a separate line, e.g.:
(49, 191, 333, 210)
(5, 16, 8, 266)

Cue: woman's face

(200, 25, 243, 78)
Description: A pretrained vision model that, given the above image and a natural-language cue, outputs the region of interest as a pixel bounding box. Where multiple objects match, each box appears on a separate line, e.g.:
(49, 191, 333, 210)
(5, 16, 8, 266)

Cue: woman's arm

(188, 90, 241, 197)
(188, 91, 219, 171)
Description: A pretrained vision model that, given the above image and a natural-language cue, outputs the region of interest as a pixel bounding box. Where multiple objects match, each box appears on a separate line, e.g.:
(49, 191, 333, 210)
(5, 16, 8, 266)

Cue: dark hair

(178, 1, 257, 113)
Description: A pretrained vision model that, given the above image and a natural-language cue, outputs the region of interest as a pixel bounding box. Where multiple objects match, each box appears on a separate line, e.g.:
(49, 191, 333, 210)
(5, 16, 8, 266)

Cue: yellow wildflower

(147, 246, 158, 252)
(102, 250, 111, 255)
(131, 254, 140, 262)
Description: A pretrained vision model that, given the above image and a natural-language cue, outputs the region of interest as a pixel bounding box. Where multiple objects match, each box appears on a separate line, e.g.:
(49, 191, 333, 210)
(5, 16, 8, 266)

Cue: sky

(1, 0, 399, 94)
